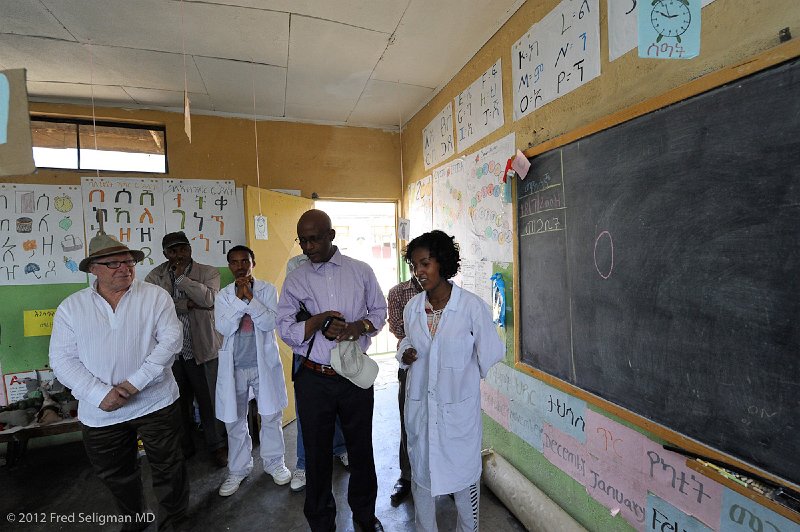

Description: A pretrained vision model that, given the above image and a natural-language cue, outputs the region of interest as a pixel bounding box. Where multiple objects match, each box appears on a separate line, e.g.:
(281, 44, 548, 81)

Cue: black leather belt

(301, 358, 338, 376)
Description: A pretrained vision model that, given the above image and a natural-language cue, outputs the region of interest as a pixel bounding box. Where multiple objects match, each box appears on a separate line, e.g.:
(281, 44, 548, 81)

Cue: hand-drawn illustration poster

(406, 175, 432, 241)
(608, 0, 714, 62)
(162, 179, 244, 266)
(423, 103, 455, 170)
(638, 0, 701, 59)
(512, 0, 600, 121)
(432, 158, 468, 251)
(0, 184, 87, 285)
(81, 177, 165, 278)
(0, 69, 35, 176)
(461, 133, 515, 262)
(455, 59, 504, 153)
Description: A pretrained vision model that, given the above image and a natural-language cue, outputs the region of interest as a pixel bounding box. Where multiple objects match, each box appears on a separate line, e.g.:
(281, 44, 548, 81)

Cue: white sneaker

(337, 452, 349, 469)
(290, 469, 306, 492)
(219, 474, 246, 497)
(267, 462, 292, 485)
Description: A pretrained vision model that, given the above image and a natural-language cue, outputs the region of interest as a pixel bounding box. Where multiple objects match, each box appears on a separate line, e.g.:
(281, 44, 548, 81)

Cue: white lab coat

(397, 282, 503, 495)
(215, 279, 288, 423)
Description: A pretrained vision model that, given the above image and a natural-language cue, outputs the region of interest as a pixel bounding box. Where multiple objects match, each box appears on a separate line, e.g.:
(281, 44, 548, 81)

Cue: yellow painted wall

(5, 102, 401, 201)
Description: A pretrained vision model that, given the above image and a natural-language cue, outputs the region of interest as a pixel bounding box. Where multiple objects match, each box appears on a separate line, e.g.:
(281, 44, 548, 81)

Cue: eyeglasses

(295, 235, 325, 246)
(94, 259, 137, 269)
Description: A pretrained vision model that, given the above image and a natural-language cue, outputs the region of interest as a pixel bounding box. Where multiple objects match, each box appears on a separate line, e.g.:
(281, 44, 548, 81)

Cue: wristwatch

(361, 319, 373, 334)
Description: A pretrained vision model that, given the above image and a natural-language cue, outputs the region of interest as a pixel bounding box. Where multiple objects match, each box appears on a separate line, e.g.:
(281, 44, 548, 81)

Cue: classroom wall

(398, 1, 799, 530)
(0, 103, 400, 377)
(4, 101, 401, 201)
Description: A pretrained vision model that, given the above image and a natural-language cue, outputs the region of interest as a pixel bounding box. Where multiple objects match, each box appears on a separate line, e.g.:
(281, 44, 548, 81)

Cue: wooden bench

(0, 418, 83, 466)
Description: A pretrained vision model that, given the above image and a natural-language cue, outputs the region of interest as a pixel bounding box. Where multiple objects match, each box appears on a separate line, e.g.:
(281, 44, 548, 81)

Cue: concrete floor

(0, 355, 525, 531)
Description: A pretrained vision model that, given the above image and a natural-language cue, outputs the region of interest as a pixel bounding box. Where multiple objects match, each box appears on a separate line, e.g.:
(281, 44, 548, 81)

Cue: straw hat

(78, 233, 145, 272)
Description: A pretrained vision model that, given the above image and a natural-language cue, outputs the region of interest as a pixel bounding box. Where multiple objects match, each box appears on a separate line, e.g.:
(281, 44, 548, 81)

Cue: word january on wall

(512, 0, 600, 121)
(162, 179, 245, 267)
(0, 184, 87, 286)
(455, 59, 505, 153)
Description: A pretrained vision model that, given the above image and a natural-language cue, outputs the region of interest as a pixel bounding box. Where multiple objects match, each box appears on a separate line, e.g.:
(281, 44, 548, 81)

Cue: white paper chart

(462, 133, 515, 263)
(512, 0, 600, 121)
(455, 59, 505, 153)
(0, 184, 88, 285)
(81, 177, 166, 278)
(432, 158, 469, 251)
(406, 175, 433, 241)
(162, 179, 245, 266)
(423, 103, 455, 170)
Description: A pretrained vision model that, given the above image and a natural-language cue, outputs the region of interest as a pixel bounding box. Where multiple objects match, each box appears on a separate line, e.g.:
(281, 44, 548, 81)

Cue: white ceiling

(0, 0, 525, 130)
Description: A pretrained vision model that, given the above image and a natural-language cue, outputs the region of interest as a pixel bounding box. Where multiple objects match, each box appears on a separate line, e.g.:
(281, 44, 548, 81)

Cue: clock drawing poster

(638, 0, 701, 59)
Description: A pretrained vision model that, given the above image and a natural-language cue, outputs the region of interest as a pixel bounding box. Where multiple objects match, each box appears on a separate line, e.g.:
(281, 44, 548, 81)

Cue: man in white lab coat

(214, 245, 291, 496)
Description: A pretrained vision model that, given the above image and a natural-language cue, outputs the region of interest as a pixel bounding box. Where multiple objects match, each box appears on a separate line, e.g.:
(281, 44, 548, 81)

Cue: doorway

(315, 200, 398, 355)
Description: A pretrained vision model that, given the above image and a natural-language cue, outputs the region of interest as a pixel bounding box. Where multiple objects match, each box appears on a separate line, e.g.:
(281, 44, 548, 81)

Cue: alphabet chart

(422, 103, 455, 170)
(455, 59, 505, 153)
(0, 184, 87, 285)
(81, 177, 166, 278)
(162, 179, 245, 266)
(512, 0, 600, 121)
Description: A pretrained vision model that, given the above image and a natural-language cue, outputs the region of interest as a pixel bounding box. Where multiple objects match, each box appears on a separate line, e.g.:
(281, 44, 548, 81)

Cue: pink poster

(542, 424, 589, 486)
(480, 380, 510, 430)
(642, 440, 723, 529)
(586, 456, 648, 530)
(585, 409, 647, 474)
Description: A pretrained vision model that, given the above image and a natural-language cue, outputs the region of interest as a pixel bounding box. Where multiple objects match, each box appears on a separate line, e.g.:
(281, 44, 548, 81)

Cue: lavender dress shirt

(277, 247, 387, 365)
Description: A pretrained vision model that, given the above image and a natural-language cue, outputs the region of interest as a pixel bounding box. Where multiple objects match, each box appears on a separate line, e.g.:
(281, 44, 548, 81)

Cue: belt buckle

(320, 364, 334, 373)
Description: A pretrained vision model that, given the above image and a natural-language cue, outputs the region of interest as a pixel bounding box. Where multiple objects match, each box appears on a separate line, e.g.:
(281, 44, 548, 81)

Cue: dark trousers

(82, 401, 189, 532)
(397, 368, 411, 481)
(295, 369, 377, 532)
(172, 357, 226, 454)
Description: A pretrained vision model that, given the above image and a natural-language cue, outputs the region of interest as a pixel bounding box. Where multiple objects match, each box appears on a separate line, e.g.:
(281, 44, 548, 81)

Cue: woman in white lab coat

(397, 230, 504, 532)
(215, 246, 290, 496)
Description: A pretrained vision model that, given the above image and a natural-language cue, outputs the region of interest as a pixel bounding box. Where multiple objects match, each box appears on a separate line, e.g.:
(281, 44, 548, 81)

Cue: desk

(0, 418, 82, 466)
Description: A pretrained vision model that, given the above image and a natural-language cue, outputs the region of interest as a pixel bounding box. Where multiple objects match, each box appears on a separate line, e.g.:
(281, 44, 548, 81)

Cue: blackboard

(517, 58, 800, 486)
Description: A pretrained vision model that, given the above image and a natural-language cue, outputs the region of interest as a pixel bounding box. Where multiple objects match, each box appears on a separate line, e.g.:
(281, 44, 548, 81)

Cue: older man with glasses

(49, 232, 189, 532)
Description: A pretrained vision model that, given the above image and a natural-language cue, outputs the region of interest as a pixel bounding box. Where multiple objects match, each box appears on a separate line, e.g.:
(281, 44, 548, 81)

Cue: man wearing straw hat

(49, 232, 189, 531)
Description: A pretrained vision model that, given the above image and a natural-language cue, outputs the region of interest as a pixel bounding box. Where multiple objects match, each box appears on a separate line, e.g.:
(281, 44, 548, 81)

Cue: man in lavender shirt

(278, 209, 387, 532)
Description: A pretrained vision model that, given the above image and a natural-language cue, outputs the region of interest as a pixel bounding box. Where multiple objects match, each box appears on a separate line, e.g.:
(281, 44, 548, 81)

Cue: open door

(243, 186, 313, 425)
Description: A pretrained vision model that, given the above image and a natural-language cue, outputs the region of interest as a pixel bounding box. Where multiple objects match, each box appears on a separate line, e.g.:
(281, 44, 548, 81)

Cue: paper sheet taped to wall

(23, 309, 56, 337)
(0, 69, 35, 176)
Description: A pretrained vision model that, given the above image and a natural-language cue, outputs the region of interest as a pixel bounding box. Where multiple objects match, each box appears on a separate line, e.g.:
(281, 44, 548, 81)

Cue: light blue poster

(638, 0, 701, 59)
(0, 72, 9, 144)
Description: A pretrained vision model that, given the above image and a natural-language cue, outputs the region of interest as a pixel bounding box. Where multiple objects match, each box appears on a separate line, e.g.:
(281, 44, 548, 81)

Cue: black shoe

(389, 478, 411, 506)
(353, 517, 384, 532)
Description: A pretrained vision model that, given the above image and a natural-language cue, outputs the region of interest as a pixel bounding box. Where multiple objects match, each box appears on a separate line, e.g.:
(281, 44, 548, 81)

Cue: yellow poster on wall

(23, 309, 56, 337)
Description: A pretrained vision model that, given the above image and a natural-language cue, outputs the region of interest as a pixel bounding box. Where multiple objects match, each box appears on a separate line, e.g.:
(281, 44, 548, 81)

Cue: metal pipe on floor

(482, 449, 587, 532)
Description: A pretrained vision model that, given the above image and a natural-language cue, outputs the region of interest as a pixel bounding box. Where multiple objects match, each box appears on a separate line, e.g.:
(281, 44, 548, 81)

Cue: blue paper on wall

(0, 72, 9, 144)
(638, 0, 701, 59)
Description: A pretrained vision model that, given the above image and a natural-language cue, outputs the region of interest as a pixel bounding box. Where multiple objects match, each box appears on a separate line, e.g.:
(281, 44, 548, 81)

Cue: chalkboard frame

(512, 39, 800, 520)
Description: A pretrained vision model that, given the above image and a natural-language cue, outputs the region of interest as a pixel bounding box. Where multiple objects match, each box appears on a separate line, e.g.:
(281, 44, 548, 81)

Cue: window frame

(30, 116, 169, 174)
